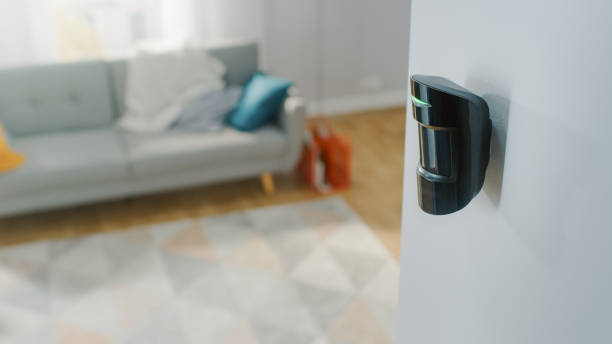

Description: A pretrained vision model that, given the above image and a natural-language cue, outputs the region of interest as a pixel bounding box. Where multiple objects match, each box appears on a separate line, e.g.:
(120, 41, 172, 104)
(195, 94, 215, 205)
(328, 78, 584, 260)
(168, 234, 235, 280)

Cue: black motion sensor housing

(411, 75, 492, 215)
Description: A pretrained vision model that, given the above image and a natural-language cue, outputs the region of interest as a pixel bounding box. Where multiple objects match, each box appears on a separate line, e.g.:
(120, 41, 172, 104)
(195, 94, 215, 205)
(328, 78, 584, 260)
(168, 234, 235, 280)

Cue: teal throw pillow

(227, 72, 292, 131)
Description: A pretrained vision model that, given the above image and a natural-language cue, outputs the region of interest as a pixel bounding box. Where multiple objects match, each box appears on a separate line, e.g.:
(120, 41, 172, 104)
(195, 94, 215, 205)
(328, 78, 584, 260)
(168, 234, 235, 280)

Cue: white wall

(193, 0, 265, 45)
(260, 0, 320, 104)
(260, 0, 411, 115)
(160, 0, 195, 43)
(399, 0, 612, 343)
(0, 1, 33, 67)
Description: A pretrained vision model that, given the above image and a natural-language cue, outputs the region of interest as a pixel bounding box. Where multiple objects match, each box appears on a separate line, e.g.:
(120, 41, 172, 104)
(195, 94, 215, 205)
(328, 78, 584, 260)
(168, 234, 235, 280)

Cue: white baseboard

(307, 89, 407, 116)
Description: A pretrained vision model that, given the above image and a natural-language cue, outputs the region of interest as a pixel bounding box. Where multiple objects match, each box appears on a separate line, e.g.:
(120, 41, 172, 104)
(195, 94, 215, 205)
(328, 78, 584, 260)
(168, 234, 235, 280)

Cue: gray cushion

(0, 129, 128, 197)
(0, 61, 115, 137)
(173, 86, 242, 132)
(121, 125, 286, 178)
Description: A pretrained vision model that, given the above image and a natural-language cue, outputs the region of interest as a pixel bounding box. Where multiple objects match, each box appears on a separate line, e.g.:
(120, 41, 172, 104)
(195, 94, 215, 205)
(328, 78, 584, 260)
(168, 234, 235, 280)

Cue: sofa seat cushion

(122, 125, 287, 178)
(0, 129, 128, 197)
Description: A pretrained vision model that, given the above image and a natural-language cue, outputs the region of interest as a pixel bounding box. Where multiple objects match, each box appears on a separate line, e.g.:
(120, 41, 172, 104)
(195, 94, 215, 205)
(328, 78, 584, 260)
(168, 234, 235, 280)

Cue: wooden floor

(0, 107, 406, 260)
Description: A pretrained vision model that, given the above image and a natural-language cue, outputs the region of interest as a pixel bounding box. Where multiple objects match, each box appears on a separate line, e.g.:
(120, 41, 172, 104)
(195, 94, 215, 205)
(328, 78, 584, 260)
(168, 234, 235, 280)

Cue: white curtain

(0, 0, 262, 68)
(0, 0, 58, 68)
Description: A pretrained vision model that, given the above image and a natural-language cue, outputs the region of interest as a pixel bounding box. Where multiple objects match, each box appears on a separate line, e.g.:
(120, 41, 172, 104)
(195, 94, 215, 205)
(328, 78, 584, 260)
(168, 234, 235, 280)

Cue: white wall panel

(399, 0, 612, 343)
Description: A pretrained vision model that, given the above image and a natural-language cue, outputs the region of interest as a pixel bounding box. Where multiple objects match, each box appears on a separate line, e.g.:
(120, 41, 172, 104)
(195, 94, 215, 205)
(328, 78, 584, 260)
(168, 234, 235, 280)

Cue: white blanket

(118, 46, 226, 132)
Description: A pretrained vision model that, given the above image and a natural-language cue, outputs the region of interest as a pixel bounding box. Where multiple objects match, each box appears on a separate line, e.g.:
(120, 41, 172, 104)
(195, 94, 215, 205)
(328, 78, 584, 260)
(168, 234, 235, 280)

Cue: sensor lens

(412, 95, 430, 107)
(418, 127, 453, 177)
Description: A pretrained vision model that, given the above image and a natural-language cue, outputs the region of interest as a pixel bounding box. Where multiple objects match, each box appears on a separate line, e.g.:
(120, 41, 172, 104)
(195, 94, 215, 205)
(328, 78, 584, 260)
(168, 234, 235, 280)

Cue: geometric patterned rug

(0, 197, 399, 344)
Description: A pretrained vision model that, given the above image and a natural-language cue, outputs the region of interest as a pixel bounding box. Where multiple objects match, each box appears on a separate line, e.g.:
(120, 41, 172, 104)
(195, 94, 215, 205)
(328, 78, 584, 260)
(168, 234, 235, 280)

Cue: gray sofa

(0, 42, 305, 217)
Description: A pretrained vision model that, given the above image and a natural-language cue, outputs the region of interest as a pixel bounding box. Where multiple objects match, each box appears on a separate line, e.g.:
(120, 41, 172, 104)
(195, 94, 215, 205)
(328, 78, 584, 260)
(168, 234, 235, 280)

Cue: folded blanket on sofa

(118, 46, 226, 133)
(173, 86, 242, 132)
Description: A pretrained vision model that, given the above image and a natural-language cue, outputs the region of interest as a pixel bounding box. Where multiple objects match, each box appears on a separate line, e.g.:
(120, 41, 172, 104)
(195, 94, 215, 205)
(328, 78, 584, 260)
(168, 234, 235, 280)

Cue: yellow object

(260, 172, 275, 195)
(55, 8, 105, 62)
(0, 123, 25, 173)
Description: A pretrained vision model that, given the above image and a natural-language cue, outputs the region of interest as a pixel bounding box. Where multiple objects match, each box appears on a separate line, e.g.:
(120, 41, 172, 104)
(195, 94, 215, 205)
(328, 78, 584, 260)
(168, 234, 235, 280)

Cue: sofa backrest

(0, 42, 258, 136)
(108, 41, 259, 119)
(0, 61, 116, 137)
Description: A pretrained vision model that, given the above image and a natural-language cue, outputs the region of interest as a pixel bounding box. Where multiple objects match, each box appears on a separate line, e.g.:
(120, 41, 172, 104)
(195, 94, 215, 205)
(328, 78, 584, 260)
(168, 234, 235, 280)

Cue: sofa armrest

(278, 93, 306, 172)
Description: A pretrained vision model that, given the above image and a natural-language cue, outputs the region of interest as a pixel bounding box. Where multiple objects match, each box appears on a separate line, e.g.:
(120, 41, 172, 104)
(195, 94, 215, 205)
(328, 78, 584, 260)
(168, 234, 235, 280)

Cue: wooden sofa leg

(260, 172, 275, 195)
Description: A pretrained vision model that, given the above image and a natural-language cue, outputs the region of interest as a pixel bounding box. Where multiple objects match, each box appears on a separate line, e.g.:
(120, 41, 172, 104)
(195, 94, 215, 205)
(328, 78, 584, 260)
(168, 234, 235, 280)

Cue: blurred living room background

(0, 0, 408, 343)
(1, 0, 408, 114)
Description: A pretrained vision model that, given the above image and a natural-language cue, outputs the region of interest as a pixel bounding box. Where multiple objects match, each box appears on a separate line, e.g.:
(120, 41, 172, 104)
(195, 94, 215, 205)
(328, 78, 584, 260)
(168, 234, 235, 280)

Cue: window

(53, 0, 165, 61)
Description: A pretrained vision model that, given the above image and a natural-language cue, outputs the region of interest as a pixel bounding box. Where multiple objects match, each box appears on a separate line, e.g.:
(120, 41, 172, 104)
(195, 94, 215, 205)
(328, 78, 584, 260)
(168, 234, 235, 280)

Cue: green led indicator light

(411, 95, 430, 107)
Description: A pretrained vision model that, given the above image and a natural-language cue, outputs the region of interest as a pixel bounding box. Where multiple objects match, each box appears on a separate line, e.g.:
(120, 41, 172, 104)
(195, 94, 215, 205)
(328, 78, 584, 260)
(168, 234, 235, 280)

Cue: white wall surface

(193, 0, 265, 45)
(399, 0, 612, 343)
(260, 0, 411, 114)
(260, 0, 320, 101)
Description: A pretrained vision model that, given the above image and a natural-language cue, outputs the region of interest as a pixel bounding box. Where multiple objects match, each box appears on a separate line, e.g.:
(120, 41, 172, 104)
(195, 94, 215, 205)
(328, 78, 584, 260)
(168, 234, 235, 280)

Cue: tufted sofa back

(0, 61, 115, 137)
(0, 42, 258, 138)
